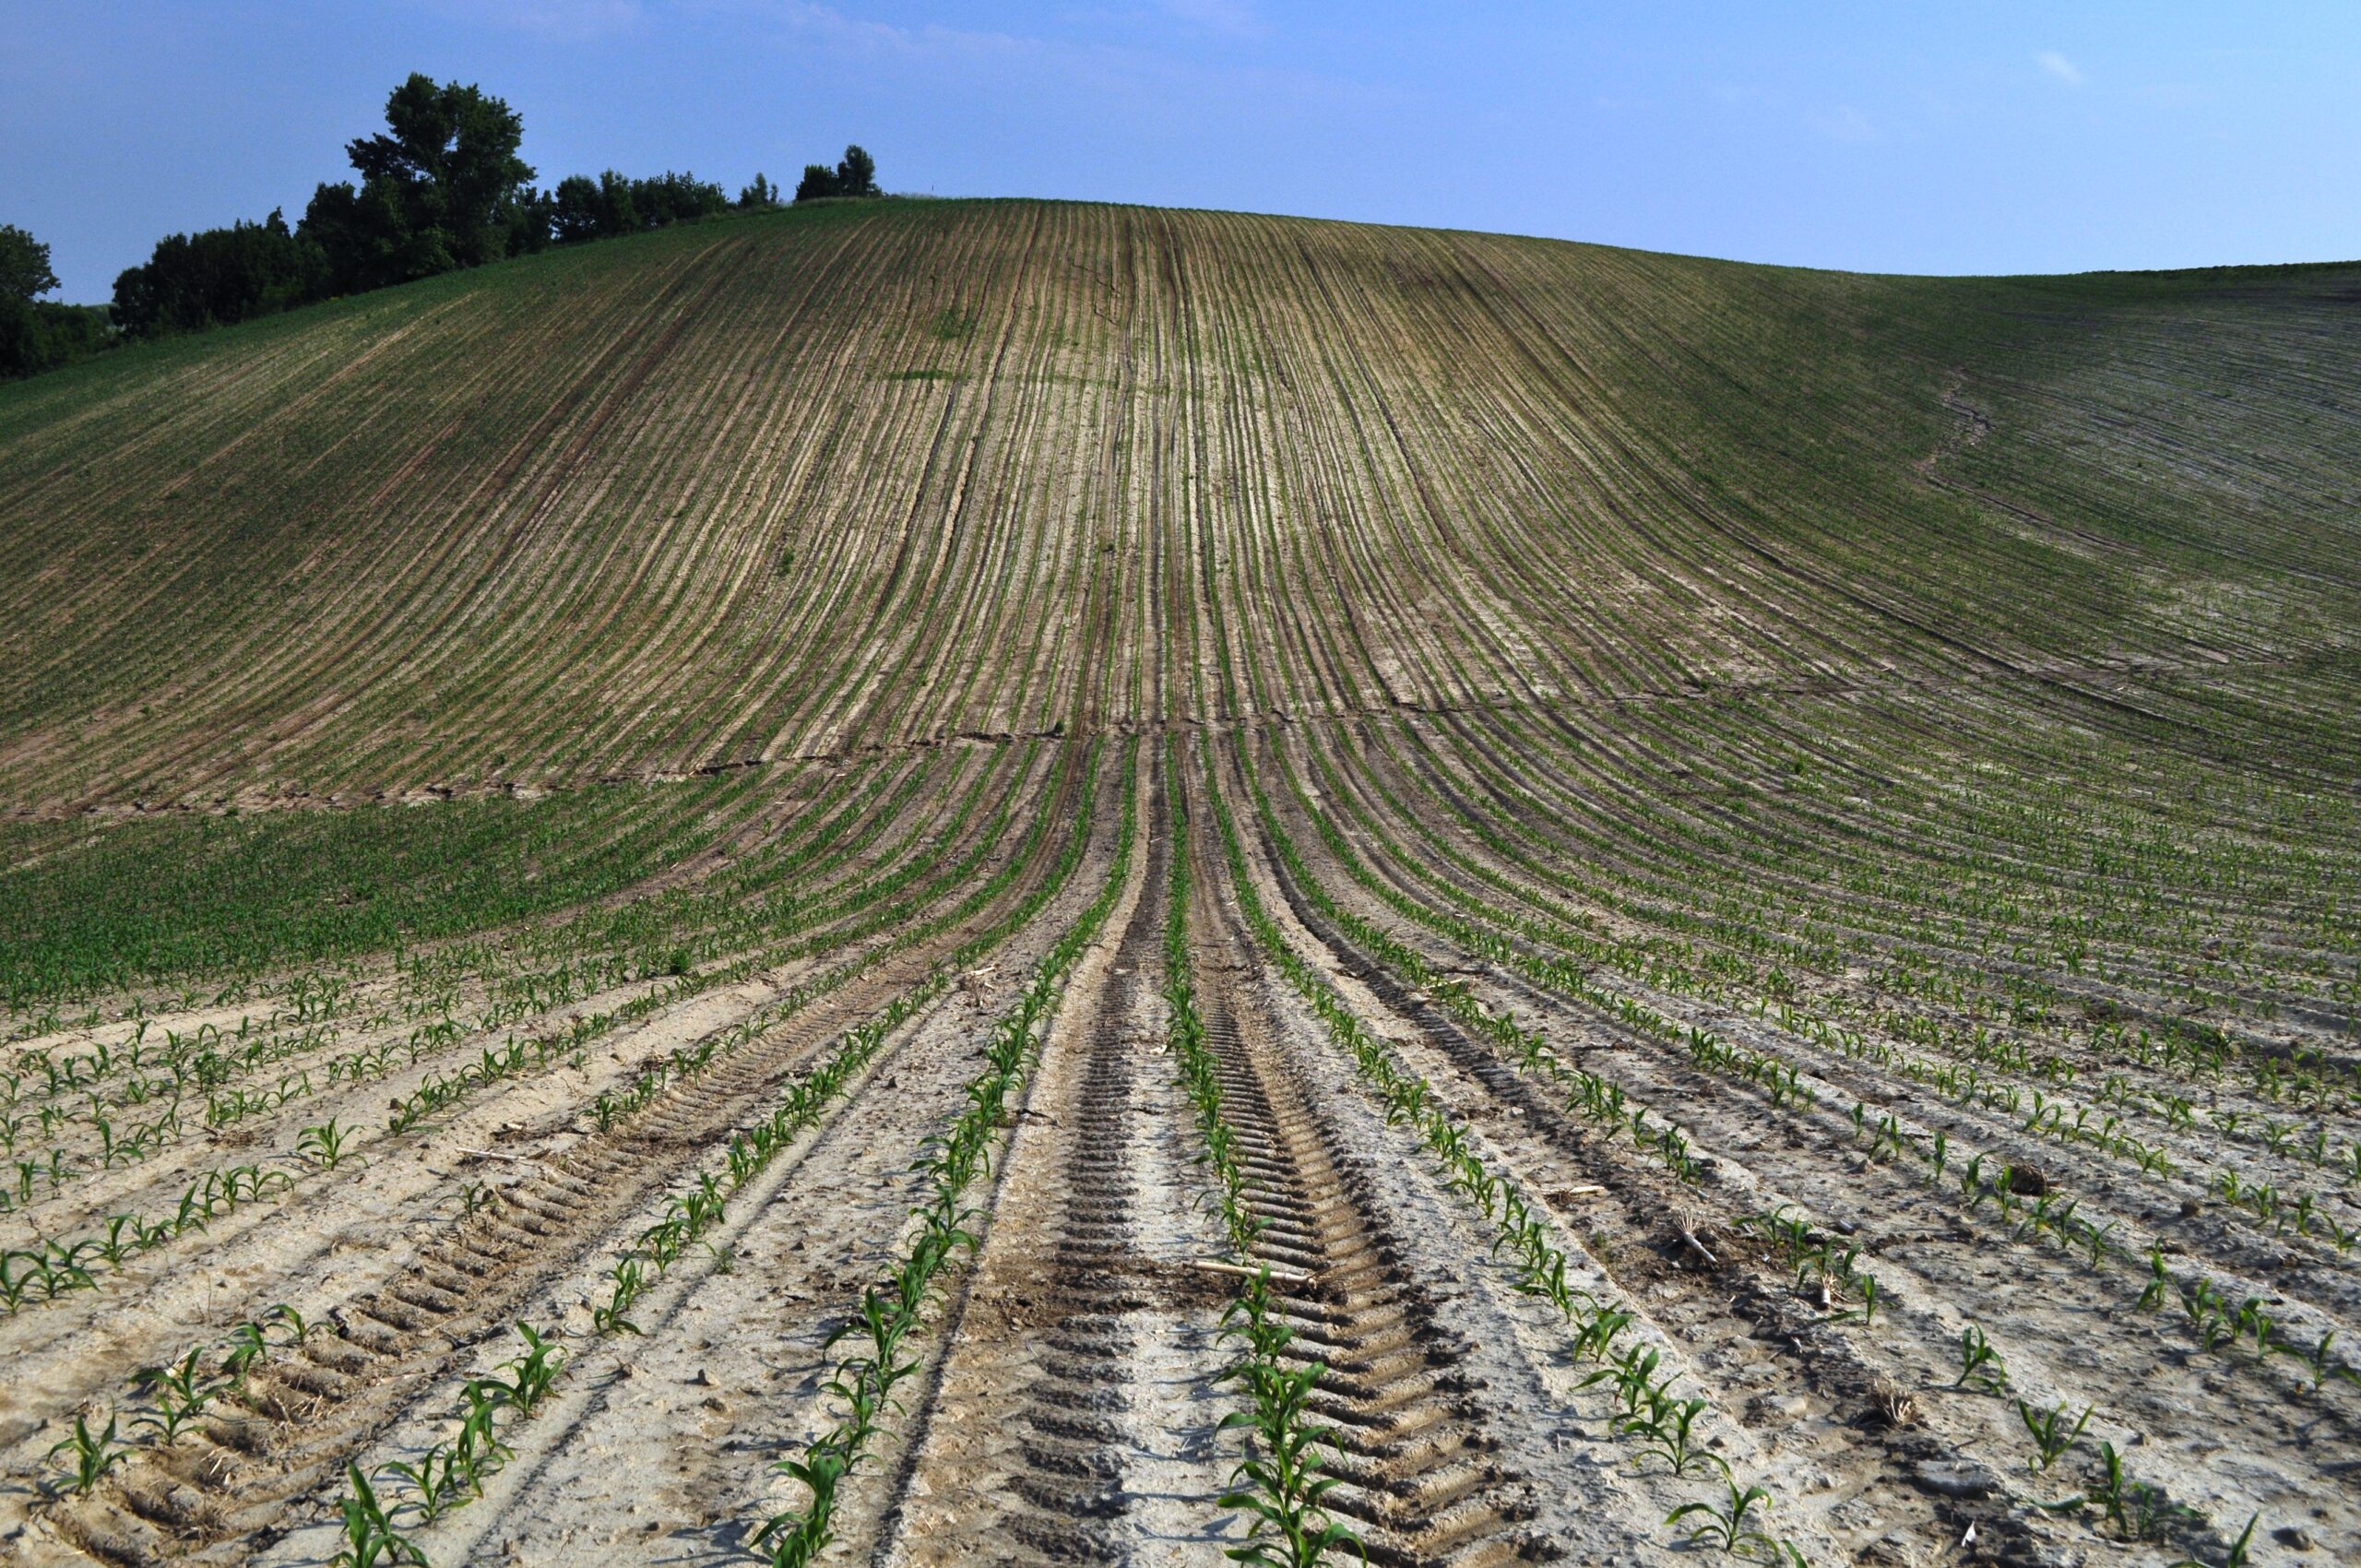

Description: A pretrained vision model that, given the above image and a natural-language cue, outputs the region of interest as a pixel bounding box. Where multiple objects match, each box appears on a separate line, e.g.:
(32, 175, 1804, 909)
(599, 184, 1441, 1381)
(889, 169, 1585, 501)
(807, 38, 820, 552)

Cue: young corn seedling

(46, 1409, 130, 1496)
(2183, 1279, 2239, 1353)
(220, 1320, 271, 1388)
(452, 1384, 513, 1495)
(95, 1215, 136, 1268)
(330, 1462, 424, 1567)
(297, 1117, 357, 1171)
(2279, 1330, 2348, 1393)
(2138, 1241, 2172, 1312)
(591, 1259, 647, 1336)
(2015, 1398, 2093, 1471)
(3, 1253, 42, 1312)
(1581, 1343, 1665, 1418)
(383, 1444, 464, 1525)
(1667, 1475, 1777, 1556)
(2234, 1298, 2277, 1360)
(757, 1445, 849, 1568)
(1624, 1393, 1719, 1478)
(825, 1289, 922, 1422)
(1833, 1275, 1882, 1327)
(1570, 1304, 1635, 1365)
(480, 1322, 565, 1416)
(2087, 1442, 2201, 1542)
(1217, 1335, 1358, 1568)
(1953, 1324, 2006, 1392)
(267, 1302, 319, 1347)
(131, 1347, 219, 1443)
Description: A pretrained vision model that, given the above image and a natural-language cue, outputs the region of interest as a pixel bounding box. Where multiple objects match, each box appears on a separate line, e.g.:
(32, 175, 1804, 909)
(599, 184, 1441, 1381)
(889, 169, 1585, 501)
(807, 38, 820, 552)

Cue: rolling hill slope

(4, 199, 2354, 813)
(2, 201, 2357, 1568)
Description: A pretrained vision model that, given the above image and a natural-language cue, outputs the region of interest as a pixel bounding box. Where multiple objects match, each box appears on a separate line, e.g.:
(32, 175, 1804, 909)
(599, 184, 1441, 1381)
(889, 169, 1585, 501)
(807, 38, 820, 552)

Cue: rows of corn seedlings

(14, 201, 2358, 809)
(1233, 726, 2351, 1559)
(25, 752, 1117, 1550)
(1202, 745, 1824, 1564)
(749, 742, 1138, 1565)
(1256, 731, 2361, 1381)
(0, 751, 1065, 1322)
(0, 750, 1003, 1213)
(1161, 751, 1358, 1566)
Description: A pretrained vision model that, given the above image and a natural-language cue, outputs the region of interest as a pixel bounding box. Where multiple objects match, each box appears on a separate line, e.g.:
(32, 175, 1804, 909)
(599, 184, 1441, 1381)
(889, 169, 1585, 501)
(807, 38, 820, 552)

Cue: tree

(794, 147, 881, 203)
(631, 171, 730, 228)
(551, 172, 633, 244)
(0, 225, 60, 303)
(112, 210, 328, 337)
(301, 73, 537, 292)
(835, 145, 880, 198)
(739, 172, 777, 208)
(505, 187, 556, 256)
(549, 170, 728, 245)
(1, 224, 110, 378)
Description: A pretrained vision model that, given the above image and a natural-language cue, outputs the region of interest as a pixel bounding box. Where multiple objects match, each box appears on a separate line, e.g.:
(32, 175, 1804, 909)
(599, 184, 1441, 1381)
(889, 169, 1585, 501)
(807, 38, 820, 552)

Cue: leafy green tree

(552, 172, 632, 244)
(631, 172, 730, 227)
(1, 224, 111, 377)
(301, 73, 537, 291)
(835, 145, 880, 198)
(795, 148, 880, 203)
(550, 171, 726, 244)
(112, 210, 328, 337)
(739, 172, 777, 208)
(505, 186, 556, 256)
(0, 225, 60, 303)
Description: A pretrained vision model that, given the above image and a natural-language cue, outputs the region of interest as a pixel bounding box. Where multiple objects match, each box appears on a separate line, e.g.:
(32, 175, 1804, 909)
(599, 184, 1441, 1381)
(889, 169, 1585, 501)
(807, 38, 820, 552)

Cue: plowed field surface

(3, 200, 2356, 1568)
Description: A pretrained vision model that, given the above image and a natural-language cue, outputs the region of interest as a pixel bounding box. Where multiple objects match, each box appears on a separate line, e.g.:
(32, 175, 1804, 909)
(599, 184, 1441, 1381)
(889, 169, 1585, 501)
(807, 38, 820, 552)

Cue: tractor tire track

(872, 781, 1233, 1568)
(1190, 899, 1548, 1566)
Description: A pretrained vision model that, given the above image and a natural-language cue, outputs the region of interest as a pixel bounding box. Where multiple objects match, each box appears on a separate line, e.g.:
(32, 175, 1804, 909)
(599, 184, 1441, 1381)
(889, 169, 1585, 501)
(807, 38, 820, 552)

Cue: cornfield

(1, 198, 2355, 1567)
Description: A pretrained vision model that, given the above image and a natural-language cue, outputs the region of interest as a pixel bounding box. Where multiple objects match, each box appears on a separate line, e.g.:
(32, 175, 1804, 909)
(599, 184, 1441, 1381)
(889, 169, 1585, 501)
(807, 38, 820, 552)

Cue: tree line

(0, 229, 108, 378)
(2, 74, 884, 377)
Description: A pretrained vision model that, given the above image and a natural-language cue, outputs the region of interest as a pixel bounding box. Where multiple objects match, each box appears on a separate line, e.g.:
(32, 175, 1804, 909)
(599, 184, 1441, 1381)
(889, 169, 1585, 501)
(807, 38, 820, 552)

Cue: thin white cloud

(2036, 51, 2082, 87)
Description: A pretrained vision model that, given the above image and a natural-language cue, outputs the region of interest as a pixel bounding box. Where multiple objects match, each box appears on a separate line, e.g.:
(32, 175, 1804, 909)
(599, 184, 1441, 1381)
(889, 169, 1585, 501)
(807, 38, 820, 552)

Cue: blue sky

(6, 2, 2358, 301)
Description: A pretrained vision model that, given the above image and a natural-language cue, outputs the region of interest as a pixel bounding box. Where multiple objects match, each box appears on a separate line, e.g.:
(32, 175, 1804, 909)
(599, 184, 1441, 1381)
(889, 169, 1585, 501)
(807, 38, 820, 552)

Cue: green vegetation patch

(0, 783, 729, 1006)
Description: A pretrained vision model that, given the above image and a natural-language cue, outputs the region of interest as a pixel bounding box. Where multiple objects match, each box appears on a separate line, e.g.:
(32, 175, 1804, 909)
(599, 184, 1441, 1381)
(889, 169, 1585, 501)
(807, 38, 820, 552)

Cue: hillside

(2, 201, 2357, 1568)
(4, 200, 2355, 812)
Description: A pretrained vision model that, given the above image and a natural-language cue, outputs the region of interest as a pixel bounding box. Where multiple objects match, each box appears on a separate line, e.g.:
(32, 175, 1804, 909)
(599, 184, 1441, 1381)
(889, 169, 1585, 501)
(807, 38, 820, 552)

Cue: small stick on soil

(1192, 1258, 1317, 1289)
(1678, 1227, 1718, 1267)
(457, 1146, 552, 1169)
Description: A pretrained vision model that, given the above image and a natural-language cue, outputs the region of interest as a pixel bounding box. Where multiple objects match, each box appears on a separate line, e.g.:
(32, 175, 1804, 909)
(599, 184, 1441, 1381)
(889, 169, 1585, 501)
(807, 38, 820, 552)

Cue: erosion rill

(1, 198, 2356, 1566)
